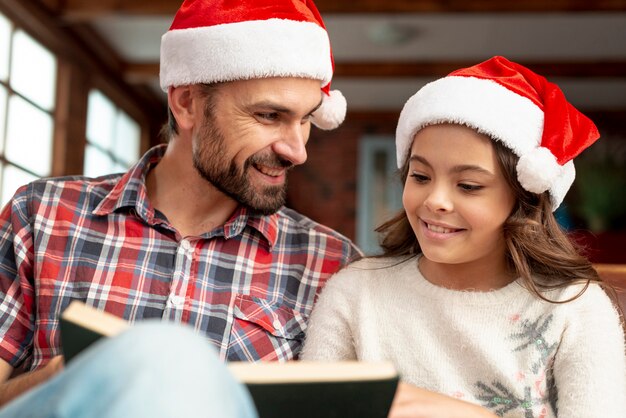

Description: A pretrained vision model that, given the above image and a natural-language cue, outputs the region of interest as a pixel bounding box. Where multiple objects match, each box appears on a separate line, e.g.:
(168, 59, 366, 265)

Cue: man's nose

(271, 123, 308, 166)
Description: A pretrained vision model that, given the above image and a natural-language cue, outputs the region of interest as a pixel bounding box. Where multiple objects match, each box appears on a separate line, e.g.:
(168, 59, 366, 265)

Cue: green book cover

(59, 301, 130, 363)
(244, 378, 398, 418)
(60, 301, 399, 418)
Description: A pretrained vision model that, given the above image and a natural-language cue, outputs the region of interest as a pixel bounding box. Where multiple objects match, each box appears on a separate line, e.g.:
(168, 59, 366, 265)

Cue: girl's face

(402, 124, 516, 275)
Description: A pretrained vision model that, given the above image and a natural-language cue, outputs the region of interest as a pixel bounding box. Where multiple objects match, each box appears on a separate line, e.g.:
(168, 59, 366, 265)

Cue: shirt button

(180, 240, 191, 251)
(169, 295, 185, 307)
(272, 319, 282, 330)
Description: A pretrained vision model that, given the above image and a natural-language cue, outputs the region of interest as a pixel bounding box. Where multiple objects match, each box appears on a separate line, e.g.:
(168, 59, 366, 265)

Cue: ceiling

(25, 0, 626, 112)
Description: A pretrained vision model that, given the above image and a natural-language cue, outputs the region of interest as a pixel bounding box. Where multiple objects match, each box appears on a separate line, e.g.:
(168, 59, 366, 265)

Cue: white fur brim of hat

(160, 18, 346, 130)
(395, 76, 575, 210)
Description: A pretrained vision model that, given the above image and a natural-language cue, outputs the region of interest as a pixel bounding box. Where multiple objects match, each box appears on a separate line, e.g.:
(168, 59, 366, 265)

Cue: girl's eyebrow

(451, 164, 495, 177)
(409, 155, 494, 176)
(408, 155, 431, 167)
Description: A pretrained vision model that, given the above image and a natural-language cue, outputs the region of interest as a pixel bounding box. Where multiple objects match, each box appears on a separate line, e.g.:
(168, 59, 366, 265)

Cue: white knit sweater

(301, 256, 626, 418)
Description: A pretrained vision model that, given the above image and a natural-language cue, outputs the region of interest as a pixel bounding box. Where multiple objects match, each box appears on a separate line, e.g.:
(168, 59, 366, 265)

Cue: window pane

(1, 164, 37, 207)
(86, 90, 115, 151)
(112, 162, 127, 173)
(0, 14, 10, 82)
(0, 85, 6, 154)
(113, 111, 140, 166)
(357, 137, 403, 255)
(10, 30, 56, 111)
(5, 95, 53, 176)
(84, 144, 114, 178)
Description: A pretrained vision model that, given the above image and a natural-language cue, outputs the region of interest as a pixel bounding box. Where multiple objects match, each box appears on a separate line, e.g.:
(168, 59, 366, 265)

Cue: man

(0, 0, 361, 415)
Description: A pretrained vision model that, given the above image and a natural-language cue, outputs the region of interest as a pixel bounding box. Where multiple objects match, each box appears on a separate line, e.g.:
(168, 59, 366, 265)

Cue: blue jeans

(0, 322, 258, 418)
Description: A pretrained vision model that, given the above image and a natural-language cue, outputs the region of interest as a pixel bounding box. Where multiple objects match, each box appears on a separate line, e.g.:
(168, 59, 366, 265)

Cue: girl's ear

(168, 85, 197, 132)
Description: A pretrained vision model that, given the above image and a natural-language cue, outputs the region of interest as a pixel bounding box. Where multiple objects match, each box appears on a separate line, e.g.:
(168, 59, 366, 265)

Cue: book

(59, 301, 130, 363)
(60, 301, 399, 418)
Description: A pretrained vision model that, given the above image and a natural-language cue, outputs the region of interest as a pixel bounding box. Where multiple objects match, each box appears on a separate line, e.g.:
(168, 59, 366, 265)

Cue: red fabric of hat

(396, 56, 600, 210)
(450, 56, 599, 166)
(160, 0, 345, 130)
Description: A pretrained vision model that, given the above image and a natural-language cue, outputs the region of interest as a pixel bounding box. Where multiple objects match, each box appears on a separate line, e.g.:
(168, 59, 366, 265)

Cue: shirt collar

(223, 206, 279, 249)
(93, 144, 165, 221)
(93, 144, 279, 247)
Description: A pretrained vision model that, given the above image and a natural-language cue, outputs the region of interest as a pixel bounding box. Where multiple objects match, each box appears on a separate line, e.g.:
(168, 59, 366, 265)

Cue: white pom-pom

(311, 89, 347, 130)
(516, 147, 562, 194)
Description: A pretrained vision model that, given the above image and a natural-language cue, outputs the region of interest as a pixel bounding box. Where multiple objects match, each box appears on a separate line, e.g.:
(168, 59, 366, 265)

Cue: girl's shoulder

(551, 281, 613, 305)
(340, 256, 417, 279)
(545, 281, 623, 324)
(324, 256, 417, 291)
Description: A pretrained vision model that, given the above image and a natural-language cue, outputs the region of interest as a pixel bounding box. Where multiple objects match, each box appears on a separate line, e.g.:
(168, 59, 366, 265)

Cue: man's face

(191, 77, 323, 215)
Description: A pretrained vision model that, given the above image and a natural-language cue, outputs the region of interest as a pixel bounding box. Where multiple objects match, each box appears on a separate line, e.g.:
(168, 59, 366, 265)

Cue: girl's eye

(459, 183, 483, 192)
(409, 173, 429, 183)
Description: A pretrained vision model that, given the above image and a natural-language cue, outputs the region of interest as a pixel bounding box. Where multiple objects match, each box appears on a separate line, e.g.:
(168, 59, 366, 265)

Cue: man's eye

(256, 113, 278, 121)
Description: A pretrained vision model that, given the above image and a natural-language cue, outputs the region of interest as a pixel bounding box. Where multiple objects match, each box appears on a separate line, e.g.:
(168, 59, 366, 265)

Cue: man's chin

(248, 205, 282, 216)
(244, 188, 286, 215)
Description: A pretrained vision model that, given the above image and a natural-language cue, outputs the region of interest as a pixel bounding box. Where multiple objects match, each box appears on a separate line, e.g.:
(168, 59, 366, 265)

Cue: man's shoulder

(14, 173, 123, 206)
(276, 207, 354, 243)
(274, 207, 362, 257)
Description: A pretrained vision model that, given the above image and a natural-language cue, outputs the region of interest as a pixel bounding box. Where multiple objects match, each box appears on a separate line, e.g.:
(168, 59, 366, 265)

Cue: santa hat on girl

(396, 55, 600, 210)
(160, 0, 345, 130)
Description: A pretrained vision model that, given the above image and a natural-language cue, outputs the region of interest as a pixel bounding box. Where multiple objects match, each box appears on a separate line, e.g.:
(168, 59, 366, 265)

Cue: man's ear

(168, 85, 197, 131)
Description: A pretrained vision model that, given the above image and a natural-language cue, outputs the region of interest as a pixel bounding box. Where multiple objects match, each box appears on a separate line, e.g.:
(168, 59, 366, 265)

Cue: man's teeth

(257, 165, 282, 177)
(427, 224, 455, 233)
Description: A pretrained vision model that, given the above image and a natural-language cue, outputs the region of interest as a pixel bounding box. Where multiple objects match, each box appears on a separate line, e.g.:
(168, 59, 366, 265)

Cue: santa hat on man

(160, 0, 345, 130)
(395, 55, 600, 210)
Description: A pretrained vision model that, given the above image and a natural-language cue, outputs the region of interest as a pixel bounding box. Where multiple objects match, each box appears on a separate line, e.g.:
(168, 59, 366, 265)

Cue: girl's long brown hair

(377, 135, 624, 319)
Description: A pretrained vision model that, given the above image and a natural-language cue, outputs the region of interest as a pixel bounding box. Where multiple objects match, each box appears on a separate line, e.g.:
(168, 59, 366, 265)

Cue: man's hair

(160, 84, 221, 142)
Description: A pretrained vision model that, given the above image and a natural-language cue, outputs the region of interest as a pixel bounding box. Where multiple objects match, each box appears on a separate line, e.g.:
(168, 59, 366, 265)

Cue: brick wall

(286, 111, 399, 242)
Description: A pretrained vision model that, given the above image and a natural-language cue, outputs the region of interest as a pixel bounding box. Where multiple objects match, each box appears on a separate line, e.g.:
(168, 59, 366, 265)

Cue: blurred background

(0, 0, 625, 259)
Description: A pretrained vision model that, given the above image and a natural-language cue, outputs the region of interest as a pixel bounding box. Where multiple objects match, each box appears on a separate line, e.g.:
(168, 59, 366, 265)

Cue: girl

(301, 56, 626, 417)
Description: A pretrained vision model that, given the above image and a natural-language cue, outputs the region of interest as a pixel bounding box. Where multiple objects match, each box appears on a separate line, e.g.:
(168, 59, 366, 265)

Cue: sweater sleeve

(301, 268, 359, 361)
(553, 285, 626, 417)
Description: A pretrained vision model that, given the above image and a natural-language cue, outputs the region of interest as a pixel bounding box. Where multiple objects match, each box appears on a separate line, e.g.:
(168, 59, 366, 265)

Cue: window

(84, 89, 140, 177)
(356, 136, 403, 255)
(0, 13, 57, 206)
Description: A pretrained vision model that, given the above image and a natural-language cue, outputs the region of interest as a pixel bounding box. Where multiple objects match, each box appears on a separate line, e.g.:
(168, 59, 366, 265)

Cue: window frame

(0, 4, 155, 189)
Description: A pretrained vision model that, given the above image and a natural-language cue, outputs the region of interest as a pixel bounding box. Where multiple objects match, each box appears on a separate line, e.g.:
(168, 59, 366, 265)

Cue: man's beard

(192, 119, 291, 216)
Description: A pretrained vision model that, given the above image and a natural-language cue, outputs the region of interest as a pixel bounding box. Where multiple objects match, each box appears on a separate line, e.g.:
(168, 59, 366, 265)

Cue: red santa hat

(396, 56, 600, 210)
(160, 0, 346, 130)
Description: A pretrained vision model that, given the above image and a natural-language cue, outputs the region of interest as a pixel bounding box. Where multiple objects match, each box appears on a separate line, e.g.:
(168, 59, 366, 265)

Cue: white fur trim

(548, 161, 575, 210)
(517, 148, 574, 210)
(160, 19, 332, 90)
(516, 147, 560, 194)
(396, 76, 544, 169)
(395, 75, 573, 210)
(311, 90, 347, 130)
(517, 158, 576, 211)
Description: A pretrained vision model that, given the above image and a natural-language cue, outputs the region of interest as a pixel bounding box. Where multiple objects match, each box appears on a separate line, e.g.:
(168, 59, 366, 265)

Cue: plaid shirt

(0, 145, 361, 371)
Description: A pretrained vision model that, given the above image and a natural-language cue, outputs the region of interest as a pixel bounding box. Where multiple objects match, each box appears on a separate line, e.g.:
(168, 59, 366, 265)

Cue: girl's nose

(423, 185, 454, 213)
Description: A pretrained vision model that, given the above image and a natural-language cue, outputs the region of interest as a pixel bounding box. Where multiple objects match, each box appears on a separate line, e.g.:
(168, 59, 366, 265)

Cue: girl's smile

(420, 219, 465, 239)
(403, 123, 516, 290)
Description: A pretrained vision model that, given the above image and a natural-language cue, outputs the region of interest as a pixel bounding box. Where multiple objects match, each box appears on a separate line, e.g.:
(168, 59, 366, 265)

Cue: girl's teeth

(428, 224, 453, 233)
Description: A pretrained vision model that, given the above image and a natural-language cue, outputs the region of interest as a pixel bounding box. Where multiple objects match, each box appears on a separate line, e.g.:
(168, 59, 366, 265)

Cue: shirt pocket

(227, 294, 307, 362)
